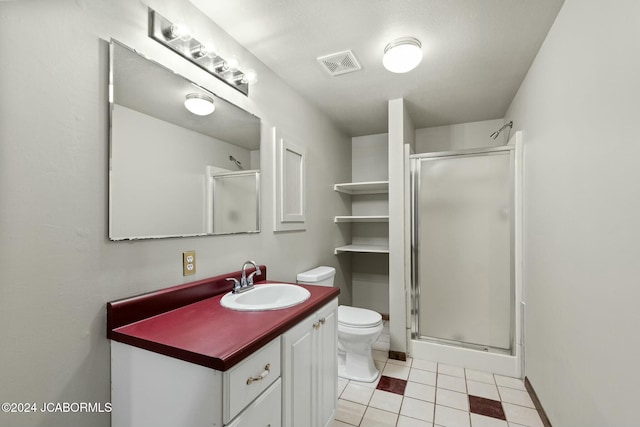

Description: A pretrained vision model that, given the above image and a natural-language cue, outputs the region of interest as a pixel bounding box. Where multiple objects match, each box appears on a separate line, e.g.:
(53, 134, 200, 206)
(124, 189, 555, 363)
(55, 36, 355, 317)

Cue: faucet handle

(226, 277, 241, 293)
(247, 266, 262, 286)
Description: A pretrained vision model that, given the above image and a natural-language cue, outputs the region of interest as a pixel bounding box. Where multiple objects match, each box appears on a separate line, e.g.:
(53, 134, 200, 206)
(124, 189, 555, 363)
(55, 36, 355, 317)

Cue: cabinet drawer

(224, 338, 281, 423)
(226, 378, 281, 427)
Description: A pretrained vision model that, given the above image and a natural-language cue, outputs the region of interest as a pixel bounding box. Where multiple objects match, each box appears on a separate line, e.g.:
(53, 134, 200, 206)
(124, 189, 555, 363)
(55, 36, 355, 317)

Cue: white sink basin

(220, 283, 311, 311)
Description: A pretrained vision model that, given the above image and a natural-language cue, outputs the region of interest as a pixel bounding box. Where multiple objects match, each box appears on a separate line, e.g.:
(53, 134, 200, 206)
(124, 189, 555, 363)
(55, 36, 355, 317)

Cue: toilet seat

(338, 305, 382, 328)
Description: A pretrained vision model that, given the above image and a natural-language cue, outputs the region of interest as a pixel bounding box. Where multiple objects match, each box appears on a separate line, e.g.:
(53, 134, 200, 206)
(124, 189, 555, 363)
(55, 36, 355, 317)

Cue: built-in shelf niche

(340, 133, 390, 316)
(334, 180, 389, 255)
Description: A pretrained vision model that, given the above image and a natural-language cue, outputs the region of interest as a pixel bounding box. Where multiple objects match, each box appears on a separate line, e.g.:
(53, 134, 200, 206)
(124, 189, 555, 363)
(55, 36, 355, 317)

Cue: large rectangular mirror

(109, 40, 261, 240)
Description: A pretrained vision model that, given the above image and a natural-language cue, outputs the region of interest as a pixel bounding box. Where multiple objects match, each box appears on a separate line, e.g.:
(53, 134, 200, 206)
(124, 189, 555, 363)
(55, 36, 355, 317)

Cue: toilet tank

(296, 266, 335, 287)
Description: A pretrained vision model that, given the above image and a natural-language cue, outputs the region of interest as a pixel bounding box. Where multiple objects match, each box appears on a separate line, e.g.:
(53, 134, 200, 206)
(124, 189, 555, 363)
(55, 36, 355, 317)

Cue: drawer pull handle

(313, 317, 326, 330)
(246, 363, 271, 385)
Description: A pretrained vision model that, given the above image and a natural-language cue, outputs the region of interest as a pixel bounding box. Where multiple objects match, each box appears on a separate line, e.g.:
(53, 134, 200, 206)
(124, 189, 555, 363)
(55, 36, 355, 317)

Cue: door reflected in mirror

(109, 40, 261, 240)
(206, 168, 260, 234)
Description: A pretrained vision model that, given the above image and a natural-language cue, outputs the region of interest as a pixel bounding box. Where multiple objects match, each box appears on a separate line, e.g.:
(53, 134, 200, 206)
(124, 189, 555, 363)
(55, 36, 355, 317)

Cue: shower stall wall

(410, 136, 523, 377)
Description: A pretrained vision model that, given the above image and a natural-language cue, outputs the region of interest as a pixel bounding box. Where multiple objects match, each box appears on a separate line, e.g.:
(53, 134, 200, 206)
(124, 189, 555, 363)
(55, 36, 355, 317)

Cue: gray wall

(506, 0, 640, 425)
(352, 133, 388, 183)
(415, 119, 505, 153)
(0, 1, 351, 426)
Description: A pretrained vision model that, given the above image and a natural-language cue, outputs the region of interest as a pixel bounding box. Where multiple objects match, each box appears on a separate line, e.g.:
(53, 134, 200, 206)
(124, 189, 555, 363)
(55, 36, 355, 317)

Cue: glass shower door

(413, 149, 513, 352)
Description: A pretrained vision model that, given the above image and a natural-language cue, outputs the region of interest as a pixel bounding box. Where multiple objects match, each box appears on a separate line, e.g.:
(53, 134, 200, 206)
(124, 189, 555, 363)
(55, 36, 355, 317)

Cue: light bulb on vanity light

(226, 56, 240, 71)
(242, 69, 258, 85)
(164, 22, 192, 42)
(184, 93, 215, 116)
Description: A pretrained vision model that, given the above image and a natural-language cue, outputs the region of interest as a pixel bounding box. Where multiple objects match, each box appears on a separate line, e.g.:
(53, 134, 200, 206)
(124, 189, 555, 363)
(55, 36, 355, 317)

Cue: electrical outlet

(183, 251, 196, 276)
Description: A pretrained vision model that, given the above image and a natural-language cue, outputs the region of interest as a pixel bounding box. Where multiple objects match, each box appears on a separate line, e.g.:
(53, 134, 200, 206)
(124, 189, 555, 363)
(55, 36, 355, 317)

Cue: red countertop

(107, 267, 339, 371)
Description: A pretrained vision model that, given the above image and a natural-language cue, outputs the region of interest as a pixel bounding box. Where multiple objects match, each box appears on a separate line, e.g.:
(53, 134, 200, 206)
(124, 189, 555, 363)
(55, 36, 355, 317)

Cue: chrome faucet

(227, 260, 262, 294)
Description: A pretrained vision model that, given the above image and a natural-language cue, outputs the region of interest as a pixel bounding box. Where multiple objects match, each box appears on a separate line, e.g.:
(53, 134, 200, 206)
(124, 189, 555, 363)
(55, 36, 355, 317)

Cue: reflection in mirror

(206, 168, 260, 234)
(109, 40, 261, 240)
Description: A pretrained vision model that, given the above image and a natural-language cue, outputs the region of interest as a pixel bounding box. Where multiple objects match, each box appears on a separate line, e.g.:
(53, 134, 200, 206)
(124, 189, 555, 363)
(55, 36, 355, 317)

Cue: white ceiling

(190, 0, 564, 137)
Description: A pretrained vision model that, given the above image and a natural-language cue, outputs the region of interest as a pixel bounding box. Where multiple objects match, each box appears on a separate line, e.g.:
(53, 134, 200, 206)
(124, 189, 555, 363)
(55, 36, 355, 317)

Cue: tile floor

(333, 322, 543, 427)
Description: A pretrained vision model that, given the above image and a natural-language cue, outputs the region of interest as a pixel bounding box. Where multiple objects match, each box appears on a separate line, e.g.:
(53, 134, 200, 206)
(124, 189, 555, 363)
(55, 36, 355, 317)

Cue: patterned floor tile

(360, 406, 399, 427)
(437, 373, 467, 393)
(404, 381, 436, 402)
(336, 399, 367, 425)
(467, 379, 500, 400)
(435, 404, 471, 427)
(341, 381, 375, 405)
(469, 395, 506, 420)
(400, 397, 435, 422)
(333, 355, 541, 427)
(376, 375, 408, 395)
(368, 389, 404, 414)
(470, 412, 509, 427)
(502, 402, 544, 427)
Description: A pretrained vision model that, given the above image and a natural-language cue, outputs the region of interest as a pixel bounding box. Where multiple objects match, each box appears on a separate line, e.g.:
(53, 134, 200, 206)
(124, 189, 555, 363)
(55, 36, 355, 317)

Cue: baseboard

(388, 350, 406, 361)
(524, 377, 552, 427)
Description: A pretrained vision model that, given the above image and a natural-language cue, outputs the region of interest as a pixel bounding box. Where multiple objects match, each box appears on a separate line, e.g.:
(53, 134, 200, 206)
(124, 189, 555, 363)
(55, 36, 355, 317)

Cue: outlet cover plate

(183, 251, 196, 276)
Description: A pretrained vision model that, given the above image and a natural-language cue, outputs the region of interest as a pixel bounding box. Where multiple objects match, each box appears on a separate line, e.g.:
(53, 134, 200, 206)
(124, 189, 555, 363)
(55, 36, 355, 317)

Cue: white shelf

(334, 244, 390, 255)
(334, 180, 389, 256)
(334, 215, 389, 223)
(334, 181, 389, 195)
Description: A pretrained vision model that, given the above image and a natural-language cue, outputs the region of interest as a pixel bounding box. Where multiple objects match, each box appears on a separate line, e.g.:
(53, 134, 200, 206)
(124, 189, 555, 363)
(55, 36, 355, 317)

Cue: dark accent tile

(376, 375, 407, 395)
(469, 395, 506, 420)
(388, 350, 407, 361)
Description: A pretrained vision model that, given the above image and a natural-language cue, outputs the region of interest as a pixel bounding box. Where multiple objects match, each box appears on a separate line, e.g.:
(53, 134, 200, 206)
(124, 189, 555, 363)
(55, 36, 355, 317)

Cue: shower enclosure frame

(409, 135, 523, 377)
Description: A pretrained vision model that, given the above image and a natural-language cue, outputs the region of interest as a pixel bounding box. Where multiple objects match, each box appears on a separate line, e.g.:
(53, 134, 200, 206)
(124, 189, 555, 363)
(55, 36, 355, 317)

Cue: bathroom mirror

(109, 40, 261, 240)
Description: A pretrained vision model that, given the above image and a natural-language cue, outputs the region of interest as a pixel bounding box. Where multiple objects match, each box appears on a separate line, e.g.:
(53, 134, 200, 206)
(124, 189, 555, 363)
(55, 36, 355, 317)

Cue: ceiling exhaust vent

(317, 50, 361, 76)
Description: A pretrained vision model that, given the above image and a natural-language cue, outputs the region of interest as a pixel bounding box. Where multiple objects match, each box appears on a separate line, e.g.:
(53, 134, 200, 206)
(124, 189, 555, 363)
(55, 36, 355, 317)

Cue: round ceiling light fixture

(184, 93, 215, 116)
(382, 37, 423, 73)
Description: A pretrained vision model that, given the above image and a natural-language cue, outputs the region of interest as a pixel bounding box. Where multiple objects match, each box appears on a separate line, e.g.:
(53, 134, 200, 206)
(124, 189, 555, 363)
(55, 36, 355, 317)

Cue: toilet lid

(338, 305, 383, 328)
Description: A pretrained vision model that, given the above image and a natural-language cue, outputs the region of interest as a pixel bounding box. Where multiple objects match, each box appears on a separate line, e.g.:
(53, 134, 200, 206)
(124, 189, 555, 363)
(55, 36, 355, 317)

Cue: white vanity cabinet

(110, 297, 339, 427)
(281, 298, 338, 427)
(111, 337, 281, 427)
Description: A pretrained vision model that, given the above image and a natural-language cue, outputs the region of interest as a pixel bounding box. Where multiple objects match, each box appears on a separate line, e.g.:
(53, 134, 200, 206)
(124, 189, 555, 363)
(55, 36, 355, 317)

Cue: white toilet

(297, 266, 383, 383)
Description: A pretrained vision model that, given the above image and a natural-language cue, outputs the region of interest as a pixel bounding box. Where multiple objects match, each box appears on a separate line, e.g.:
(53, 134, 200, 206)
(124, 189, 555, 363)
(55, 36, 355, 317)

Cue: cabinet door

(281, 315, 315, 427)
(316, 300, 338, 427)
(111, 342, 222, 427)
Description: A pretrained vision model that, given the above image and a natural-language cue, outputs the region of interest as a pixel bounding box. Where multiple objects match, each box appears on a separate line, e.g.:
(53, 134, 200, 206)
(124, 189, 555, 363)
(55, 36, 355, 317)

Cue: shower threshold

(414, 335, 513, 356)
(411, 337, 521, 377)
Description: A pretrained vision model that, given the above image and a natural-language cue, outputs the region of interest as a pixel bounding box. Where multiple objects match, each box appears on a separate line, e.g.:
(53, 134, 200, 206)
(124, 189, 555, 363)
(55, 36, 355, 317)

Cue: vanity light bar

(148, 8, 253, 96)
